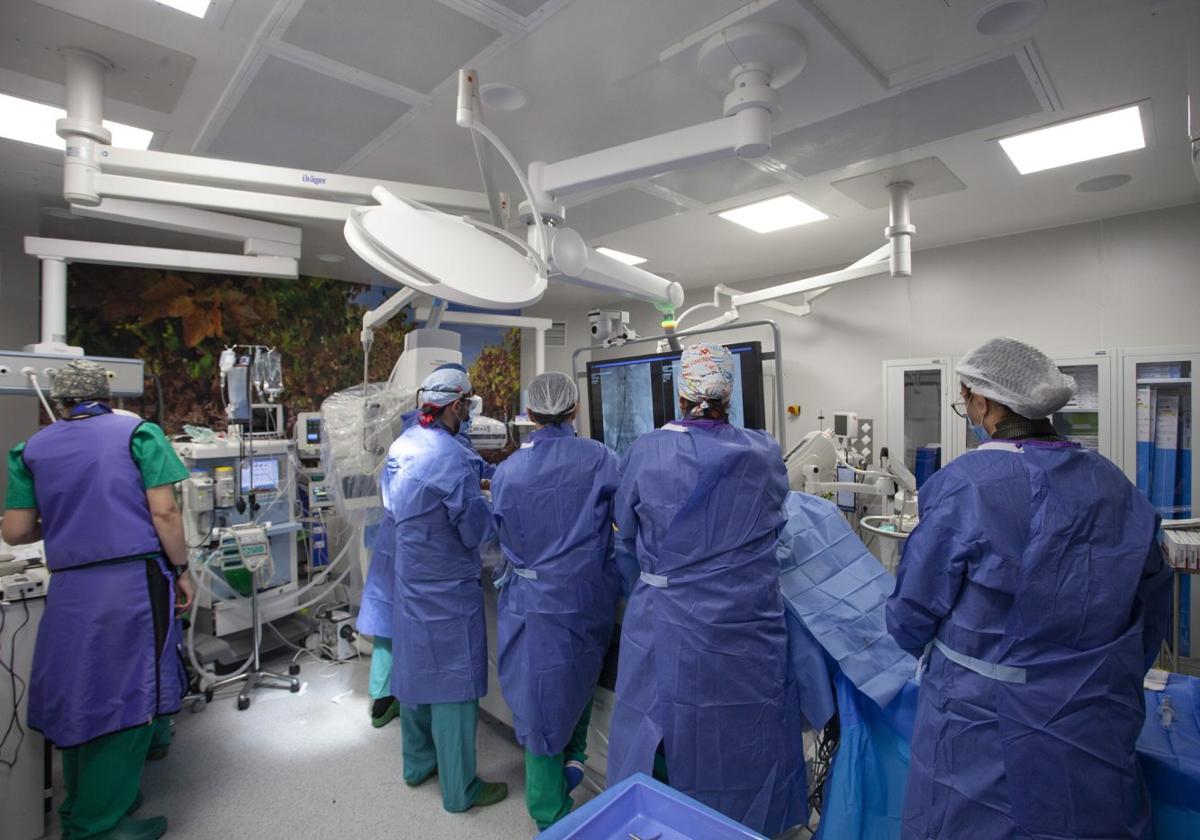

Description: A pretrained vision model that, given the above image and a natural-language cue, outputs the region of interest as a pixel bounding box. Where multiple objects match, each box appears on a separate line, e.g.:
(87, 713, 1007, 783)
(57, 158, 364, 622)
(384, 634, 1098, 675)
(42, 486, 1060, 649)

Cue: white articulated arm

(548, 228, 685, 311)
(69, 199, 302, 259)
(24, 237, 297, 279)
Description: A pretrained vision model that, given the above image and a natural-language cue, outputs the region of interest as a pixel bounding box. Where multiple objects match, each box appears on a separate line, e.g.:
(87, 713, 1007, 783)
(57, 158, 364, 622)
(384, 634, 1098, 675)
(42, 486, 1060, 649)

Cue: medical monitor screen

(240, 458, 280, 492)
(586, 342, 766, 456)
(304, 417, 321, 445)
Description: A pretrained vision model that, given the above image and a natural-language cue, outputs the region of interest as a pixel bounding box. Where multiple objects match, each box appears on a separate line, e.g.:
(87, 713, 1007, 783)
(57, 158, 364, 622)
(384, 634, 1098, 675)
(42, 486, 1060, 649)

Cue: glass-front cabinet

(1122, 346, 1199, 673)
(882, 358, 954, 488)
(1050, 350, 1117, 464)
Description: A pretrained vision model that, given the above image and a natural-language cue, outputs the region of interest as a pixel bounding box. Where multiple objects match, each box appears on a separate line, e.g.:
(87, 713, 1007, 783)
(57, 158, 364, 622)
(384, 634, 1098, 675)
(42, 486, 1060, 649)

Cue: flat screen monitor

(836, 465, 857, 512)
(586, 341, 767, 456)
(240, 457, 280, 492)
(250, 403, 285, 438)
(304, 417, 321, 445)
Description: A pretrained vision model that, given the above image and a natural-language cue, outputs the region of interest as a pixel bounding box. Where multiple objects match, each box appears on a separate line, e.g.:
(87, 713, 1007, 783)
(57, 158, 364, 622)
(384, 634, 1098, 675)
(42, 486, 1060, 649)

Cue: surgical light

(0, 92, 153, 151)
(594, 247, 647, 266)
(154, 0, 210, 18)
(717, 195, 829, 234)
(998, 105, 1145, 175)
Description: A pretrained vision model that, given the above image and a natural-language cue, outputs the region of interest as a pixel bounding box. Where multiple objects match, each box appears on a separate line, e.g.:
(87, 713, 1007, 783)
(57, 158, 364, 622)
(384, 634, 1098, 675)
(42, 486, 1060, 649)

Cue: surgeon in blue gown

(356, 514, 399, 727)
(887, 337, 1172, 840)
(384, 367, 508, 812)
(607, 343, 807, 836)
(362, 365, 492, 728)
(491, 371, 621, 830)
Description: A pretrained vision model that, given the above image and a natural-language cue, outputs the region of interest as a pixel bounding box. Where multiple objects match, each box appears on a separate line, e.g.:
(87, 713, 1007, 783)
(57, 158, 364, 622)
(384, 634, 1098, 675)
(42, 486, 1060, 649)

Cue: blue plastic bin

(537, 773, 767, 840)
(913, 446, 941, 489)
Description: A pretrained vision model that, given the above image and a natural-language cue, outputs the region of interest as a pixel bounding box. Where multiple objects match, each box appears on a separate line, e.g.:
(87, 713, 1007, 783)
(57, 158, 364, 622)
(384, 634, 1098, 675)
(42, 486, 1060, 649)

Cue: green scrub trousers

(524, 699, 594, 829)
(368, 636, 393, 699)
(400, 700, 484, 812)
(59, 722, 154, 839)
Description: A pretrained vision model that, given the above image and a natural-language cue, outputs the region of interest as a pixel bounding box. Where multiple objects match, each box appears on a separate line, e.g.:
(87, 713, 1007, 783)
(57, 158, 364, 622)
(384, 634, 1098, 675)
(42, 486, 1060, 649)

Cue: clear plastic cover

(319, 382, 417, 521)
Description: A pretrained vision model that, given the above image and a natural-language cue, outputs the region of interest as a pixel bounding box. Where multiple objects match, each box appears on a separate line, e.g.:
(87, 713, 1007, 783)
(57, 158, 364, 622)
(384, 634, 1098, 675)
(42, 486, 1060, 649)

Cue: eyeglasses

(951, 390, 970, 419)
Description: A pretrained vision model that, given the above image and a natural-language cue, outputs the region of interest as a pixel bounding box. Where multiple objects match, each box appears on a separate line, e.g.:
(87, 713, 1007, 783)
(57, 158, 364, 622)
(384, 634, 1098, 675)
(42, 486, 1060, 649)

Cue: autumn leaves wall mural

(67, 265, 523, 453)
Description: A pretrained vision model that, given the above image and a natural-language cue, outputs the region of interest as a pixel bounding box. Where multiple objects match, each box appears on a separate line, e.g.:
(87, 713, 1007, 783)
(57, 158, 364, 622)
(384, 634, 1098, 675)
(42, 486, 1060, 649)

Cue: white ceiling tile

(207, 56, 410, 171)
(652, 157, 783, 206)
(769, 54, 1045, 177)
(0, 0, 195, 113)
(567, 188, 681, 241)
(281, 0, 502, 94)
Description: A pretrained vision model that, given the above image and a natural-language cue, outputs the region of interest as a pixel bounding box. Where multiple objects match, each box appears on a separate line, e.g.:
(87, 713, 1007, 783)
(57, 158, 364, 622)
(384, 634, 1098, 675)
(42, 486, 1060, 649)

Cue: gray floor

(46, 652, 597, 840)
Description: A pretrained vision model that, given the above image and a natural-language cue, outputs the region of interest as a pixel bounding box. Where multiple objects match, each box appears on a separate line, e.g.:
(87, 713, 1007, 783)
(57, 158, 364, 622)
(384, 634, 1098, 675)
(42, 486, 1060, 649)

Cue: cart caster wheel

(289, 680, 300, 693)
(190, 699, 206, 714)
(204, 689, 214, 704)
(237, 696, 250, 711)
(288, 664, 301, 676)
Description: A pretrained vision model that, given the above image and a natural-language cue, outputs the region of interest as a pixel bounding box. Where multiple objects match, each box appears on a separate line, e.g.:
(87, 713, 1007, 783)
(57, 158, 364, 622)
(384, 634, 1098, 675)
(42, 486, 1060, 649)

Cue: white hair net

(527, 372, 578, 417)
(956, 337, 1077, 418)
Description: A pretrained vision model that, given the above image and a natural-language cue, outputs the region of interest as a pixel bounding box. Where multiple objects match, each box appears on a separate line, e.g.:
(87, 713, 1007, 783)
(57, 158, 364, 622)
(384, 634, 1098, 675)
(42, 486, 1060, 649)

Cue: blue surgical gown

(384, 423, 495, 705)
(886, 439, 1172, 840)
(607, 419, 807, 836)
(491, 422, 621, 755)
(356, 514, 395, 638)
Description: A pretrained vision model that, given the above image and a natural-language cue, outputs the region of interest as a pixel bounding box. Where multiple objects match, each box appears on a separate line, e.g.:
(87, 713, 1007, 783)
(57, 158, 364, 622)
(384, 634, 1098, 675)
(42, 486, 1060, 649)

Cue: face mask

(965, 395, 991, 443)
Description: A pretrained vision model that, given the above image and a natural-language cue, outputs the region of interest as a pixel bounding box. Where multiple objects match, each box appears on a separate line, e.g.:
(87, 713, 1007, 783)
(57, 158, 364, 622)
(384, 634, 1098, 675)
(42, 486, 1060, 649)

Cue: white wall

(523, 201, 1200, 455)
(0, 208, 42, 508)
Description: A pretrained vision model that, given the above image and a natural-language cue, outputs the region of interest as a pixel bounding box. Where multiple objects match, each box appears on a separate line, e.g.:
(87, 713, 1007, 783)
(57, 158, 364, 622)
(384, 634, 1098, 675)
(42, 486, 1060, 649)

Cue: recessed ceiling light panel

(155, 0, 210, 19)
(998, 105, 1145, 174)
(595, 247, 646, 266)
(0, 92, 153, 151)
(716, 194, 828, 233)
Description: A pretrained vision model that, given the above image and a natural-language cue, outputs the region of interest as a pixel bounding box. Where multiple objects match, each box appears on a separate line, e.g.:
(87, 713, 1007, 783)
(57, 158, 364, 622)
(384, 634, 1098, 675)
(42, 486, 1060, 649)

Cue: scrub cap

(418, 367, 471, 410)
(678, 342, 735, 416)
(527, 372, 578, 417)
(957, 337, 1076, 418)
(50, 359, 111, 402)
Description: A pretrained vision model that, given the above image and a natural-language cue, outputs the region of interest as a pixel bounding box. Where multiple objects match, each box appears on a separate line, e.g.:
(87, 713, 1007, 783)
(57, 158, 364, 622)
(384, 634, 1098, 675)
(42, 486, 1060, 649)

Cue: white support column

(41, 258, 68, 347)
(58, 50, 112, 207)
(886, 181, 915, 278)
(534, 329, 546, 376)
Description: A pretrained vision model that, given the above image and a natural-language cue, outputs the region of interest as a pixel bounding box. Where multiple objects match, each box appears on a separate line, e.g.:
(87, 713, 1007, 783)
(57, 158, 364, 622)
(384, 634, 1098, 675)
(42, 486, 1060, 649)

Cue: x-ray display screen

(587, 342, 766, 456)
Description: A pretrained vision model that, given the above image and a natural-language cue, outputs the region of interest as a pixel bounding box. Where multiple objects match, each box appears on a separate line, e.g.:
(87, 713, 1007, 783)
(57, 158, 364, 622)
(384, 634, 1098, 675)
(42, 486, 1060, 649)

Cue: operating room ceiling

(0, 0, 1197, 305)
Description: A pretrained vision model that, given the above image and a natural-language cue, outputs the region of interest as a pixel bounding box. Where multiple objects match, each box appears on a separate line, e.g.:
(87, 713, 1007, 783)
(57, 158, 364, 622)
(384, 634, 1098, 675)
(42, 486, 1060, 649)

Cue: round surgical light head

(344, 186, 547, 309)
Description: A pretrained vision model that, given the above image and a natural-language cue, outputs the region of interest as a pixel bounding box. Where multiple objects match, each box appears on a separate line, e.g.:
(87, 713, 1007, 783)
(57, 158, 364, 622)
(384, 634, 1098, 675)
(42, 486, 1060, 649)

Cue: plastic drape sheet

(319, 382, 416, 521)
(776, 492, 915, 709)
(1139, 675, 1200, 838)
(815, 672, 915, 840)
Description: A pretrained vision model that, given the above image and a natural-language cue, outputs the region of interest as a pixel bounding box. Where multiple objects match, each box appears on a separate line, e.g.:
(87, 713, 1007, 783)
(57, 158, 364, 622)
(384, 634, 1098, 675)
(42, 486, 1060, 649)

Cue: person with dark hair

(887, 337, 1172, 839)
(605, 343, 806, 836)
(2, 359, 191, 840)
(382, 366, 508, 813)
(490, 372, 621, 830)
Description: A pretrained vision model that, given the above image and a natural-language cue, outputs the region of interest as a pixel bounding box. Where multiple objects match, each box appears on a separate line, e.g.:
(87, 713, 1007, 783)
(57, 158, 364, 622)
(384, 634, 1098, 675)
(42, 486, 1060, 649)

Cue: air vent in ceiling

(768, 48, 1057, 177)
(545, 321, 567, 348)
